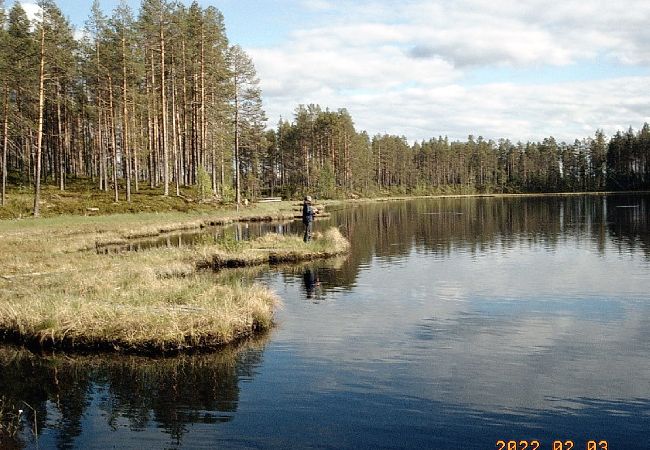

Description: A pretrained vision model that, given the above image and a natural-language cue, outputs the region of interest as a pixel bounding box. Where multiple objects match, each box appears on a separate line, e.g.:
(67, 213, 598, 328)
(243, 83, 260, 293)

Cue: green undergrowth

(0, 183, 215, 219)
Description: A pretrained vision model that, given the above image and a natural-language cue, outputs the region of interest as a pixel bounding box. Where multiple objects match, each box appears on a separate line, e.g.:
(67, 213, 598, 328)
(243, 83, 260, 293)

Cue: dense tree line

(0, 0, 263, 214)
(0, 1, 648, 214)
(266, 107, 649, 198)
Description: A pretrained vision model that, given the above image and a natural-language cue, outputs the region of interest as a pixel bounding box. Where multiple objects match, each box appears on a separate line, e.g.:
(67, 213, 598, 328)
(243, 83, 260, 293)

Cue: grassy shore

(0, 200, 349, 354)
(201, 228, 350, 269)
(5, 180, 646, 221)
(2, 186, 642, 353)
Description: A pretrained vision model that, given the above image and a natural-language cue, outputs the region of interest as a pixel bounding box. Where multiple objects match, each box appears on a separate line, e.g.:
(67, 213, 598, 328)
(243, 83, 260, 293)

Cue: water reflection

(2, 194, 649, 449)
(96, 220, 300, 254)
(323, 195, 649, 287)
(302, 267, 321, 300)
(0, 334, 268, 449)
(254, 194, 650, 448)
(340, 196, 650, 257)
(97, 195, 649, 262)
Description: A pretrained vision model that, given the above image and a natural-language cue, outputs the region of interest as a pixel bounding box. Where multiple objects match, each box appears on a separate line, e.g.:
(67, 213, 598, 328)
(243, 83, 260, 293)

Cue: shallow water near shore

(1, 194, 649, 449)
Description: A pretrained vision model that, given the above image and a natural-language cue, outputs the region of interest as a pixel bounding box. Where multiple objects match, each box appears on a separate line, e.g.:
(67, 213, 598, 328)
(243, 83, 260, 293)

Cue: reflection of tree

(0, 347, 73, 450)
(319, 195, 649, 291)
(606, 196, 649, 258)
(0, 334, 268, 448)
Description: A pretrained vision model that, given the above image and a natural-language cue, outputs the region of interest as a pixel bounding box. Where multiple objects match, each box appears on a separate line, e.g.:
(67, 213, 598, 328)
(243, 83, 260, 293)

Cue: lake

(1, 194, 649, 449)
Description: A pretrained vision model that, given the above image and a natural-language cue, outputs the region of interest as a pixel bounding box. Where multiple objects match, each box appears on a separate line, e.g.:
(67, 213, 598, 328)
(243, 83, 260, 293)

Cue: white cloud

(411, 0, 650, 66)
(17, 1, 41, 23)
(299, 0, 335, 11)
(245, 0, 650, 141)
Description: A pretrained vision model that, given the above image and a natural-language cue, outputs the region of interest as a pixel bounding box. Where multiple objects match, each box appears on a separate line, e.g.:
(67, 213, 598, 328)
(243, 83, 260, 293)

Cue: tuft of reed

(0, 396, 21, 439)
(202, 227, 350, 269)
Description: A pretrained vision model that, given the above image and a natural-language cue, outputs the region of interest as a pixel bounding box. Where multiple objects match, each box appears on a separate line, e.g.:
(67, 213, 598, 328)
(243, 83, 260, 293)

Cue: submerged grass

(0, 202, 348, 354)
(0, 396, 21, 441)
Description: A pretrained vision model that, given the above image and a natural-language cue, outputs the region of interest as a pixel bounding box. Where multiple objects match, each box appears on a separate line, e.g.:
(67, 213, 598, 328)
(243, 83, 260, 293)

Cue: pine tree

(0, 0, 8, 206)
(33, 4, 46, 216)
(40, 0, 77, 192)
(7, 4, 36, 186)
(83, 0, 108, 191)
(111, 0, 137, 201)
(139, 0, 172, 196)
(227, 44, 265, 206)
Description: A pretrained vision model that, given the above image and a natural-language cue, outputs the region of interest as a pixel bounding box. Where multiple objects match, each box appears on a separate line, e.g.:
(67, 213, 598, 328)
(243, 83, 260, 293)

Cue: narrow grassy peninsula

(0, 209, 349, 354)
(202, 228, 350, 269)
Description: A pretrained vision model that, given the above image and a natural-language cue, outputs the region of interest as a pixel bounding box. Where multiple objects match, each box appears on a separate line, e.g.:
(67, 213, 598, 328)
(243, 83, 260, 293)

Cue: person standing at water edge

(302, 196, 318, 242)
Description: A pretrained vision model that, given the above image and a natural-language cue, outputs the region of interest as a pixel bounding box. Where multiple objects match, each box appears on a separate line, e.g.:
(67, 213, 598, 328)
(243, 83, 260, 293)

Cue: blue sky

(11, 0, 650, 142)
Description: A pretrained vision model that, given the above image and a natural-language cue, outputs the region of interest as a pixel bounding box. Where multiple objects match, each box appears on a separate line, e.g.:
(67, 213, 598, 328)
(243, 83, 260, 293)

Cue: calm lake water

(1, 194, 649, 449)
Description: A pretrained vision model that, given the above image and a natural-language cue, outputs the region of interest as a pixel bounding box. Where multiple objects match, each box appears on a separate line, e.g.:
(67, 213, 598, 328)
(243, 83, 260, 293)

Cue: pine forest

(0, 0, 649, 217)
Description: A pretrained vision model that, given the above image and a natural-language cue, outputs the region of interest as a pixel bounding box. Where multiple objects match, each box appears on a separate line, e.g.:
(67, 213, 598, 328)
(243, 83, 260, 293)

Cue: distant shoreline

(2, 187, 648, 222)
(335, 189, 650, 206)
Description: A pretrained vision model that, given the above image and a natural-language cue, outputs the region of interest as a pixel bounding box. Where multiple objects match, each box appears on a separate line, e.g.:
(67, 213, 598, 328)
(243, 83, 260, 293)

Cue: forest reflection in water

(97, 194, 648, 265)
(343, 194, 647, 258)
(262, 195, 649, 448)
(262, 195, 648, 302)
(0, 334, 268, 449)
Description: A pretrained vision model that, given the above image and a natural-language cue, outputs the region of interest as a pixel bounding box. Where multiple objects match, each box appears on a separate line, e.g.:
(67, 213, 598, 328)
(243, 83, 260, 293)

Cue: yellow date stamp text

(496, 440, 609, 450)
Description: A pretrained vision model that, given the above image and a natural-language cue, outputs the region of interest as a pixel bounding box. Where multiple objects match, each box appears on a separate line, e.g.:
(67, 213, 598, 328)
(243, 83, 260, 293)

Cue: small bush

(197, 167, 212, 202)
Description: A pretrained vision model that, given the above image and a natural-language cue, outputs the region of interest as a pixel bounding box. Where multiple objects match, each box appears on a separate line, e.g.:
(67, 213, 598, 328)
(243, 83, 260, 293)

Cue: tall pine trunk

(56, 83, 65, 191)
(159, 12, 169, 196)
(33, 26, 46, 217)
(108, 76, 119, 202)
(220, 121, 225, 197)
(181, 38, 190, 186)
(132, 102, 139, 192)
(95, 42, 106, 191)
(2, 83, 8, 206)
(200, 24, 206, 170)
(234, 85, 240, 206)
(122, 36, 131, 202)
(149, 50, 159, 189)
(171, 59, 180, 196)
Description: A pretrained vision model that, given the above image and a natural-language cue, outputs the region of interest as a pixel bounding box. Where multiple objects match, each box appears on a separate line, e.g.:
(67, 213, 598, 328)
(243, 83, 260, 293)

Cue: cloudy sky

(13, 0, 650, 142)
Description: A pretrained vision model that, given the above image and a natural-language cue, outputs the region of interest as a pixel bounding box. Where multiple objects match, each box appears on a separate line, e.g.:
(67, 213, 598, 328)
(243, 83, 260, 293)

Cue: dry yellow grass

(0, 208, 347, 354)
(0, 247, 280, 353)
(201, 228, 350, 269)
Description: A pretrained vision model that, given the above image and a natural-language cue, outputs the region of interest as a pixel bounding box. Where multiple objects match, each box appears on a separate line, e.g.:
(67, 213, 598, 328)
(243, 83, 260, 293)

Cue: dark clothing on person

(302, 201, 316, 242)
(303, 220, 313, 243)
(302, 202, 316, 224)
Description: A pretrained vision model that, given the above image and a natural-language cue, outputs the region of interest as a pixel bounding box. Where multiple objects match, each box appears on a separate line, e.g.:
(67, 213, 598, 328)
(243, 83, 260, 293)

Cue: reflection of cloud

(273, 237, 650, 414)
